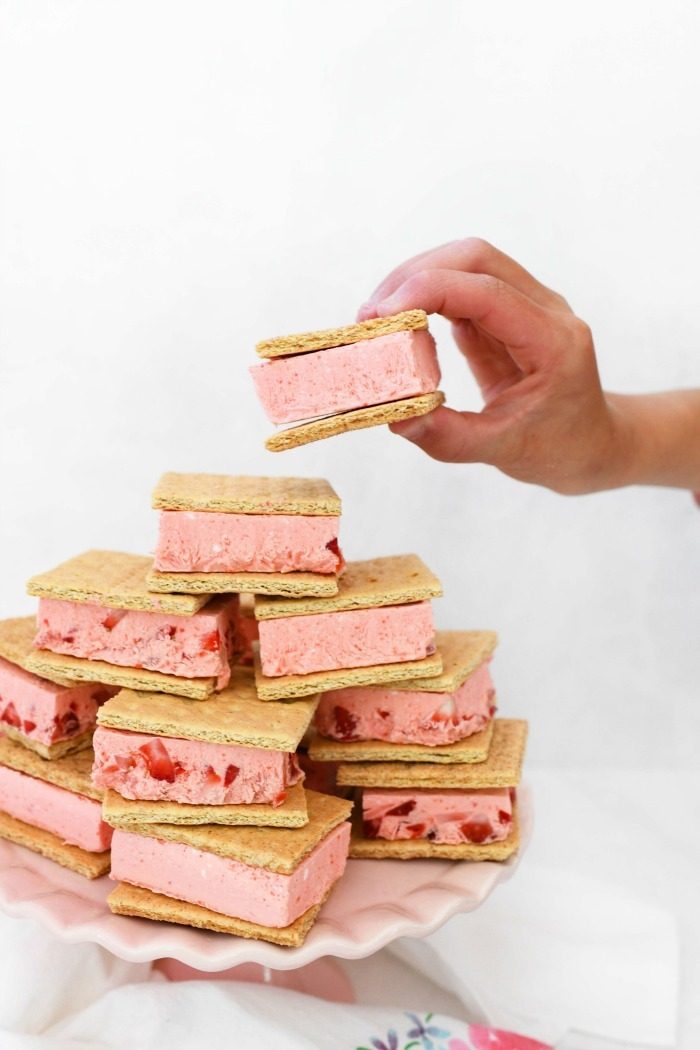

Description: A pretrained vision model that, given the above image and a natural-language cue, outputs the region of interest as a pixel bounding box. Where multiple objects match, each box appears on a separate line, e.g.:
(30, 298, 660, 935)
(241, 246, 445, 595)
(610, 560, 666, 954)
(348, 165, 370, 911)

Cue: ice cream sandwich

(251, 310, 445, 451)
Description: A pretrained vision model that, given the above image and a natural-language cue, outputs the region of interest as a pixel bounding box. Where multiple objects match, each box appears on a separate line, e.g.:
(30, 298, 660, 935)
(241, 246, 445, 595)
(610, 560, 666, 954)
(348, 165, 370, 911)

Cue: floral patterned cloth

(357, 1013, 551, 1050)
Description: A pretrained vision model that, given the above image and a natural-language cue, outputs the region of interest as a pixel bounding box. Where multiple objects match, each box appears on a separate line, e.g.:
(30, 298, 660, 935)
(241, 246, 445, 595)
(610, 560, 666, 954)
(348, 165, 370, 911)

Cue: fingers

(359, 237, 569, 319)
(372, 269, 562, 372)
(449, 319, 523, 400)
(389, 405, 503, 464)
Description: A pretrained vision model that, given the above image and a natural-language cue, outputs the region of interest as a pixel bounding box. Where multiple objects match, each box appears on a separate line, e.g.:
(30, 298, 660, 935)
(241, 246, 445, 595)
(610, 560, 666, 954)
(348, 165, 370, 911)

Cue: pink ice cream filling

(35, 595, 239, 688)
(154, 511, 344, 575)
(258, 600, 436, 678)
(251, 329, 440, 425)
(314, 661, 496, 745)
(362, 787, 514, 845)
(92, 726, 303, 806)
(0, 764, 112, 852)
(110, 821, 351, 927)
(0, 656, 116, 746)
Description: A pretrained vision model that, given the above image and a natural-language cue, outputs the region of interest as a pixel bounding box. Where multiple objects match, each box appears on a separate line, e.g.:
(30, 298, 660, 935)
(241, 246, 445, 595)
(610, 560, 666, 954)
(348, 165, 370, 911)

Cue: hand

(358, 238, 629, 495)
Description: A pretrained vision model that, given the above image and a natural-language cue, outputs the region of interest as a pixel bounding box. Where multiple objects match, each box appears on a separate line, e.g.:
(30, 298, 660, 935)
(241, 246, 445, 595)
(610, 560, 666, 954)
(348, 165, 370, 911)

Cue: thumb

(389, 405, 501, 464)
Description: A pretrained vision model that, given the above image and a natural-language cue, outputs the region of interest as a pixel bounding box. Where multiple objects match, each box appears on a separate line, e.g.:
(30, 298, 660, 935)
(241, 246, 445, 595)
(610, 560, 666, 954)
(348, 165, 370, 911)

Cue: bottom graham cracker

(348, 808, 520, 862)
(0, 809, 111, 878)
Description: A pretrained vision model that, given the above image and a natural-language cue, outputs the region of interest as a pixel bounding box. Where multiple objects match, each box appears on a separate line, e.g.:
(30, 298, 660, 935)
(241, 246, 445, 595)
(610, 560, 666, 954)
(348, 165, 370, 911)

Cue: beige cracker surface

(108, 881, 330, 947)
(102, 783, 308, 828)
(348, 807, 520, 861)
(0, 724, 94, 760)
(0, 735, 101, 799)
(266, 391, 445, 452)
(0, 616, 74, 686)
(146, 567, 340, 598)
(97, 670, 318, 750)
(152, 473, 341, 514)
(336, 719, 528, 788)
(27, 550, 208, 615)
(307, 720, 494, 765)
(254, 555, 442, 620)
(256, 309, 428, 359)
(25, 650, 218, 700)
(111, 789, 351, 875)
(383, 630, 498, 693)
(0, 810, 110, 878)
(253, 647, 443, 702)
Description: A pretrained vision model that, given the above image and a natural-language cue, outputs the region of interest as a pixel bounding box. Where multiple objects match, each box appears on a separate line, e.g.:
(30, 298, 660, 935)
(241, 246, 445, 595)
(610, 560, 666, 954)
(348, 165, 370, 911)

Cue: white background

(1, 0, 699, 770)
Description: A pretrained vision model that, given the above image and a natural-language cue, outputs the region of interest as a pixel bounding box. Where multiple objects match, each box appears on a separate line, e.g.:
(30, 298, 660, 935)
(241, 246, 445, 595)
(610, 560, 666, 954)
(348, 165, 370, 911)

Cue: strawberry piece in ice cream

(34, 595, 238, 688)
(258, 600, 436, 677)
(110, 821, 350, 927)
(0, 764, 112, 852)
(92, 726, 303, 805)
(154, 511, 343, 574)
(314, 660, 496, 744)
(250, 329, 440, 425)
(361, 787, 513, 845)
(0, 655, 115, 747)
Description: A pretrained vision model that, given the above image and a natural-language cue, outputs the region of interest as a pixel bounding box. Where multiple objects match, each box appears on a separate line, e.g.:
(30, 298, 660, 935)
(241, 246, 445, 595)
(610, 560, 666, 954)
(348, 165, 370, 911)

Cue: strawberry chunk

(204, 765, 221, 786)
(200, 630, 221, 653)
(58, 710, 80, 737)
(224, 764, 239, 787)
(498, 809, 512, 825)
(386, 799, 417, 817)
(102, 610, 125, 631)
(2, 703, 21, 728)
(378, 709, 390, 720)
(363, 818, 381, 839)
(139, 739, 177, 782)
(332, 705, 359, 741)
(405, 822, 426, 838)
(324, 537, 345, 571)
(23, 720, 37, 734)
(461, 817, 493, 843)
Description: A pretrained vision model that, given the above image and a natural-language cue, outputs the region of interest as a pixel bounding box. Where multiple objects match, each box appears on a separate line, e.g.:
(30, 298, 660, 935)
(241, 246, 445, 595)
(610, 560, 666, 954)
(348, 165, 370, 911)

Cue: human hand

(358, 239, 630, 495)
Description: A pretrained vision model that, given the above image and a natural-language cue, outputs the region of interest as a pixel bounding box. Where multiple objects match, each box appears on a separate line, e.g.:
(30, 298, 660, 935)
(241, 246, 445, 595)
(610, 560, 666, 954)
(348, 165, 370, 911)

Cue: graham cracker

(25, 650, 218, 700)
(307, 720, 494, 765)
(102, 783, 308, 828)
(336, 719, 528, 788)
(348, 807, 520, 862)
(108, 881, 328, 947)
(253, 647, 443, 701)
(265, 391, 445, 453)
(0, 809, 110, 878)
(256, 309, 428, 359)
(0, 735, 101, 798)
(384, 630, 498, 693)
(152, 473, 341, 515)
(27, 550, 208, 615)
(113, 789, 351, 875)
(146, 567, 340, 598)
(97, 669, 318, 750)
(254, 555, 442, 620)
(0, 616, 73, 686)
(0, 724, 94, 761)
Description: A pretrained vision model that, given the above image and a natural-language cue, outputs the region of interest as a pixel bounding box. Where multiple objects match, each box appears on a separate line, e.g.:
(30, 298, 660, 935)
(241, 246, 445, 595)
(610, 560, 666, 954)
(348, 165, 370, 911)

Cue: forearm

(608, 389, 700, 490)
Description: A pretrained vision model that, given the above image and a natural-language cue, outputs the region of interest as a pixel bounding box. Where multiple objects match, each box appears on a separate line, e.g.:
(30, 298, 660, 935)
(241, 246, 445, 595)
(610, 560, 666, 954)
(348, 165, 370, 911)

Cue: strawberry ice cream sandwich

(252, 310, 445, 452)
(0, 734, 112, 878)
(92, 668, 316, 824)
(147, 473, 344, 598)
(26, 551, 238, 700)
(0, 616, 116, 758)
(107, 790, 352, 946)
(314, 630, 498, 749)
(253, 555, 443, 701)
(336, 719, 527, 861)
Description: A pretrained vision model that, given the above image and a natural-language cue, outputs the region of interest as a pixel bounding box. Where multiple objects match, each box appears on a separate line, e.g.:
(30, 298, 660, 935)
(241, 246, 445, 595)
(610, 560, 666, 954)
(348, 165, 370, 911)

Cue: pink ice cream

(251, 329, 440, 425)
(314, 661, 496, 744)
(92, 726, 303, 806)
(258, 600, 435, 678)
(0, 764, 112, 852)
(0, 656, 115, 747)
(154, 511, 343, 575)
(362, 787, 514, 845)
(35, 595, 238, 688)
(110, 821, 351, 927)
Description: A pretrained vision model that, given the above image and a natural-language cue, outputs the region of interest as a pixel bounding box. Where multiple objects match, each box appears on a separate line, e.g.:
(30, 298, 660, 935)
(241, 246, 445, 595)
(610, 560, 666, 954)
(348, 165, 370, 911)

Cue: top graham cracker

(27, 550, 209, 616)
(98, 669, 318, 751)
(152, 473, 341, 516)
(0, 616, 74, 686)
(254, 554, 442, 621)
(0, 735, 102, 801)
(255, 309, 429, 359)
(381, 630, 498, 693)
(109, 789, 352, 875)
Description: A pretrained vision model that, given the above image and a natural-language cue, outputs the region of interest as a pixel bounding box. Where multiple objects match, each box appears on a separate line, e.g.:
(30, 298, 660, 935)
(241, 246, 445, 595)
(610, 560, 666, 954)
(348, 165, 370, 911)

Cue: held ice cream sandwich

(313, 630, 498, 748)
(253, 555, 443, 700)
(337, 719, 527, 861)
(92, 668, 316, 820)
(0, 735, 112, 877)
(0, 617, 116, 758)
(147, 473, 344, 598)
(251, 310, 445, 451)
(106, 790, 352, 946)
(25, 551, 238, 699)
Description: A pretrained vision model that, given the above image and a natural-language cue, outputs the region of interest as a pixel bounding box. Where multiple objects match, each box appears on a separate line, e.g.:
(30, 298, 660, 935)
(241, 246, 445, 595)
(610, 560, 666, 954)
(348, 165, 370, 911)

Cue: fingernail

(357, 301, 377, 320)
